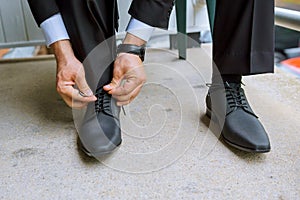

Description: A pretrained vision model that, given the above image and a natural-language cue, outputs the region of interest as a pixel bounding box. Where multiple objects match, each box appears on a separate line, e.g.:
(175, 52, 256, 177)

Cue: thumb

(75, 72, 95, 98)
(103, 67, 123, 91)
(103, 77, 121, 92)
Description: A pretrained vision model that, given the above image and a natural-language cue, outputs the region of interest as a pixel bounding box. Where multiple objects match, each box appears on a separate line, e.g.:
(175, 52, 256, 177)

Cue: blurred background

(0, 0, 299, 73)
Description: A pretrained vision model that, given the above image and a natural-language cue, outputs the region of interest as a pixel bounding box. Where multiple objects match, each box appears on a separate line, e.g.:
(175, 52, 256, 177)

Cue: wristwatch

(116, 44, 146, 62)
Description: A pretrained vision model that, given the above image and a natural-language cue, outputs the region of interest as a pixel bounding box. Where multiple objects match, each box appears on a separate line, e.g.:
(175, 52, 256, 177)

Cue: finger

(72, 101, 88, 109)
(110, 78, 143, 96)
(70, 101, 88, 109)
(60, 93, 89, 109)
(103, 77, 121, 91)
(126, 85, 142, 102)
(116, 100, 130, 107)
(75, 67, 94, 97)
(113, 84, 143, 102)
(115, 85, 142, 106)
(59, 85, 97, 102)
(103, 65, 123, 91)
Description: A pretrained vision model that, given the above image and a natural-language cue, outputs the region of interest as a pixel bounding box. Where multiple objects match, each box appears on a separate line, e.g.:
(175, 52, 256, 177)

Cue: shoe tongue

(225, 82, 241, 89)
(96, 87, 103, 94)
(95, 88, 120, 118)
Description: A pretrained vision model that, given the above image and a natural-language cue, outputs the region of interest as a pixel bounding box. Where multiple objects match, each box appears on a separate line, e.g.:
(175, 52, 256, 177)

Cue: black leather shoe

(206, 82, 271, 153)
(78, 88, 122, 157)
(77, 138, 93, 157)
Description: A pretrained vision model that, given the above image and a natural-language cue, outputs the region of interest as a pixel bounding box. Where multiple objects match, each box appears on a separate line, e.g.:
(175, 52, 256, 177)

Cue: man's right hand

(51, 40, 97, 108)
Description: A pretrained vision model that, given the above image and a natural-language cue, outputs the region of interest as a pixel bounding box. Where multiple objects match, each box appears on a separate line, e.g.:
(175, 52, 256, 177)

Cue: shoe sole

(206, 108, 270, 153)
(78, 139, 122, 157)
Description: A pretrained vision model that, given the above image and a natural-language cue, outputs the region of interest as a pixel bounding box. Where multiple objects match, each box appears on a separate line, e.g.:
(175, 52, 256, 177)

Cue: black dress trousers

(56, 0, 118, 88)
(213, 0, 275, 75)
(56, 0, 118, 61)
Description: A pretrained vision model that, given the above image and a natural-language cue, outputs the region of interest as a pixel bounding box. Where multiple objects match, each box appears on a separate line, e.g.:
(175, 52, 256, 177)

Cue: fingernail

(80, 90, 93, 97)
(104, 85, 111, 89)
(84, 90, 93, 96)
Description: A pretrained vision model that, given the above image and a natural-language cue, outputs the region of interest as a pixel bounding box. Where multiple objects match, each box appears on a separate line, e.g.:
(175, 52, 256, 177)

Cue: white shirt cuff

(40, 13, 70, 47)
(126, 18, 155, 42)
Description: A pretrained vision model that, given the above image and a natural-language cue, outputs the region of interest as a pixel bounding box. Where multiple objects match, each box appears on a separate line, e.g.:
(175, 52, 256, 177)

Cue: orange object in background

(281, 57, 300, 74)
(0, 49, 10, 58)
(282, 57, 300, 68)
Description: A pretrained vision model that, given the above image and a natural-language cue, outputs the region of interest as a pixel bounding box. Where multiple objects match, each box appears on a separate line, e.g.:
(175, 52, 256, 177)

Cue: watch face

(276, 0, 300, 11)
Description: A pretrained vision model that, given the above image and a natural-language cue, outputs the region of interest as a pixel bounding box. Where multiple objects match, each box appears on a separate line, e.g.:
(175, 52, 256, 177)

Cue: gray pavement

(0, 47, 299, 199)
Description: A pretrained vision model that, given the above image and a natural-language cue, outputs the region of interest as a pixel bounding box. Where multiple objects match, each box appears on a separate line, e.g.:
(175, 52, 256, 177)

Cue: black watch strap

(117, 44, 146, 62)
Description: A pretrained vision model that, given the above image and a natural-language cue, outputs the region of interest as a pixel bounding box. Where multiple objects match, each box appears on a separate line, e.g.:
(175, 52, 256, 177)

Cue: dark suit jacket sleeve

(27, 0, 59, 26)
(129, 0, 174, 29)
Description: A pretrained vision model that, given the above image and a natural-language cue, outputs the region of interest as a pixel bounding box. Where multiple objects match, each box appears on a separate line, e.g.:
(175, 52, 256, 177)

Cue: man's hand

(52, 40, 97, 108)
(103, 33, 147, 106)
(103, 53, 146, 106)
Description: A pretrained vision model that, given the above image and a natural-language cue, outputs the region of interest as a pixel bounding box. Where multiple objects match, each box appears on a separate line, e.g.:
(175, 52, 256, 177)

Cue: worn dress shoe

(206, 82, 271, 153)
(77, 87, 122, 157)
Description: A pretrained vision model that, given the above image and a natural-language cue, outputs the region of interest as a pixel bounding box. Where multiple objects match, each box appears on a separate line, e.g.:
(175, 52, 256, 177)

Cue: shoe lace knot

(95, 89, 111, 114)
(225, 82, 248, 110)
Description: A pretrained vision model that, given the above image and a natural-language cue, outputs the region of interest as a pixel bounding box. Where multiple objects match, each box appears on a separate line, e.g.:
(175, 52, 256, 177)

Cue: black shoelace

(95, 89, 112, 115)
(206, 82, 257, 117)
(95, 89, 126, 117)
(225, 82, 248, 110)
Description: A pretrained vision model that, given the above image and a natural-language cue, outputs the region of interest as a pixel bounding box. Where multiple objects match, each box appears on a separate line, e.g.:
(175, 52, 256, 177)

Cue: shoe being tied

(78, 87, 122, 157)
(206, 82, 271, 153)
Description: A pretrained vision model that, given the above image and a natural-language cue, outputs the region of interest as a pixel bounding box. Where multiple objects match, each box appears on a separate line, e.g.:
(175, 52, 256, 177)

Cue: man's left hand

(103, 53, 146, 106)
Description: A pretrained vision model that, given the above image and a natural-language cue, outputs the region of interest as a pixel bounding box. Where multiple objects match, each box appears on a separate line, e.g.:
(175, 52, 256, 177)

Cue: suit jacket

(28, 0, 174, 29)
(28, 0, 174, 61)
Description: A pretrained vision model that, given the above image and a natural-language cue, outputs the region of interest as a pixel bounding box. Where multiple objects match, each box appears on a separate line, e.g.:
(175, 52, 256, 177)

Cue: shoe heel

(206, 107, 219, 124)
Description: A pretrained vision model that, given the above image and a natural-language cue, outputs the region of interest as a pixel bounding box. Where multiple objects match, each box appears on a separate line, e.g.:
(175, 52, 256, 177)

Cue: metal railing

(275, 7, 300, 32)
